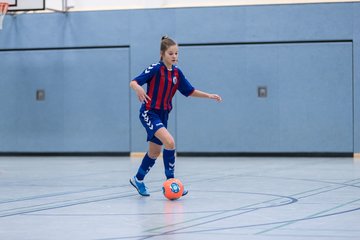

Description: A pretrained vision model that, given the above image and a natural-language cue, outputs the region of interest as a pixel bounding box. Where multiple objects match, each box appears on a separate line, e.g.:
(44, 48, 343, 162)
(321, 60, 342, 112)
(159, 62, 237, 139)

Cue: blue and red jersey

(133, 61, 195, 111)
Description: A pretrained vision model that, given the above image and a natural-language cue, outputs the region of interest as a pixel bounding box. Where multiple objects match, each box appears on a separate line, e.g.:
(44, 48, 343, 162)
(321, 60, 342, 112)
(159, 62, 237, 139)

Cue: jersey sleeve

(177, 68, 195, 97)
(133, 63, 160, 86)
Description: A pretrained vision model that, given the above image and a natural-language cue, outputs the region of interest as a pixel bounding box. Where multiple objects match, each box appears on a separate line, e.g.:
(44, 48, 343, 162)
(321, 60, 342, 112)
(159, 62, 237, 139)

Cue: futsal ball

(162, 178, 184, 200)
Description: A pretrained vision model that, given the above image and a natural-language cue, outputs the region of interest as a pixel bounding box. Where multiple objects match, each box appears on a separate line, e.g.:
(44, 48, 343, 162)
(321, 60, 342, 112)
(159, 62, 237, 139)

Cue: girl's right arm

(130, 80, 151, 103)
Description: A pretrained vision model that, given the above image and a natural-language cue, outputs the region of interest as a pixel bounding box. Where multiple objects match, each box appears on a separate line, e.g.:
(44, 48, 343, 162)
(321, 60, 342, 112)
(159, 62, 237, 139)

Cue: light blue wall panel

(177, 42, 353, 152)
(174, 3, 353, 44)
(353, 7, 360, 153)
(0, 11, 131, 48)
(61, 48, 130, 152)
(0, 47, 130, 152)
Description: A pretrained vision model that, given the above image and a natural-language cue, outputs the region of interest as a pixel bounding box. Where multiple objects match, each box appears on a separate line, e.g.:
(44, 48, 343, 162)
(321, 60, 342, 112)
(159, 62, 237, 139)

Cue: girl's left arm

(190, 89, 222, 102)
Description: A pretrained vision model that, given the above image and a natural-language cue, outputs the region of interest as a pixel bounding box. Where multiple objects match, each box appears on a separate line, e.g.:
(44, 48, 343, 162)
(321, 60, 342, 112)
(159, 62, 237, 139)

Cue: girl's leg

(155, 128, 176, 179)
(154, 127, 188, 196)
(154, 127, 175, 150)
(135, 142, 162, 181)
(130, 142, 162, 197)
(148, 141, 162, 159)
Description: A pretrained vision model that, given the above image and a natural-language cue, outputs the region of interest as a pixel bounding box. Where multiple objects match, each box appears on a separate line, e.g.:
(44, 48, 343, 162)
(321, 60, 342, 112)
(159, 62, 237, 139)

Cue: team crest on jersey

(172, 76, 177, 84)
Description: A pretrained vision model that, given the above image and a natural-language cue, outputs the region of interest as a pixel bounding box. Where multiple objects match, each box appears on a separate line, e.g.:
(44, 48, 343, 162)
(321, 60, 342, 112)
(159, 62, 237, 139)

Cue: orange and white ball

(162, 178, 184, 200)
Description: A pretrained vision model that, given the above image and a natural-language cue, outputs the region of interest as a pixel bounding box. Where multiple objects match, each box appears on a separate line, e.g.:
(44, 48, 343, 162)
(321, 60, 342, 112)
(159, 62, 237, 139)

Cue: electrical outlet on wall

(258, 86, 267, 98)
(36, 89, 45, 101)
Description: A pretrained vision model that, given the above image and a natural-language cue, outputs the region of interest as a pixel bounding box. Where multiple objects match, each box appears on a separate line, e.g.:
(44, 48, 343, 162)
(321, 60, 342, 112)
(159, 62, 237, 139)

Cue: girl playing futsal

(130, 36, 222, 196)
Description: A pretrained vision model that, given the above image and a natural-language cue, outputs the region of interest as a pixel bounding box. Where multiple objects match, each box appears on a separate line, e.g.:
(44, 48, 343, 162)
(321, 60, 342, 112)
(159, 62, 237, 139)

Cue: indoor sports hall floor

(1, 156, 360, 240)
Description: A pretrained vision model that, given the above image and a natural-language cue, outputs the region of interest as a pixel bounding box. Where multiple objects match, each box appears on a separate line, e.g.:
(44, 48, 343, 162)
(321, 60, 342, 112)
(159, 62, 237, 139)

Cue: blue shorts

(139, 106, 169, 145)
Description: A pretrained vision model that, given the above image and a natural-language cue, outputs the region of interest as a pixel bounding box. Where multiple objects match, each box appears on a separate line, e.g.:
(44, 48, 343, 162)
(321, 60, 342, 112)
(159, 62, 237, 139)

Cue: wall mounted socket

(36, 89, 45, 101)
(258, 86, 267, 98)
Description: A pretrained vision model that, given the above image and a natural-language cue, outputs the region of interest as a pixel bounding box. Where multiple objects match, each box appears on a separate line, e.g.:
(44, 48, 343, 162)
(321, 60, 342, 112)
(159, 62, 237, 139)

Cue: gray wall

(0, 3, 358, 154)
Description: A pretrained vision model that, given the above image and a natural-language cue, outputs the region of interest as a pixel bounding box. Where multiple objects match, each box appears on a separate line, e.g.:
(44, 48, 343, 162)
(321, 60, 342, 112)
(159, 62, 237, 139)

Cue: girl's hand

(130, 80, 151, 103)
(209, 94, 222, 102)
(135, 87, 151, 103)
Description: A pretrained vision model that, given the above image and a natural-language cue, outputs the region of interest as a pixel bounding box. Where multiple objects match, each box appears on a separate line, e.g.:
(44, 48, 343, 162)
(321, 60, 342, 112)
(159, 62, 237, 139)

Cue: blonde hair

(160, 36, 177, 61)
